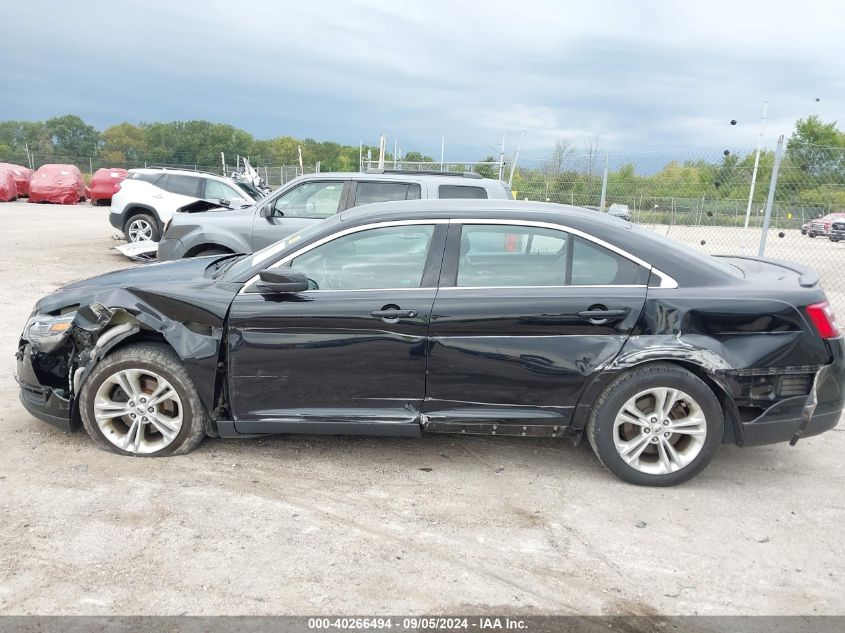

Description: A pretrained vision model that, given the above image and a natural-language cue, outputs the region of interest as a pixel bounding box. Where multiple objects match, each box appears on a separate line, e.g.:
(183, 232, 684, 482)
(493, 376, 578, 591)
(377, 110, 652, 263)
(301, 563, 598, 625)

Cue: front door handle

(371, 309, 417, 319)
(577, 309, 628, 321)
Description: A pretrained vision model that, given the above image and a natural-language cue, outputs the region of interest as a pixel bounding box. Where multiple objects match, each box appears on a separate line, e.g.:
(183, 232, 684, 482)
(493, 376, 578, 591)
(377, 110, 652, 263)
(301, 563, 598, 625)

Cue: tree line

(509, 116, 845, 213)
(0, 115, 436, 172)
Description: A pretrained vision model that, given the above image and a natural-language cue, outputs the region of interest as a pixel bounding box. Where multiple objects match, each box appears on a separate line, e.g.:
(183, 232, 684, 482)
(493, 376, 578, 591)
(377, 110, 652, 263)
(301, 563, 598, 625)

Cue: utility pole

(744, 101, 768, 230)
(599, 155, 609, 212)
(297, 146, 304, 174)
(358, 142, 363, 172)
(758, 135, 785, 256)
(440, 135, 445, 170)
(498, 132, 506, 180)
(394, 138, 398, 169)
(507, 130, 525, 189)
(221, 152, 226, 175)
(378, 135, 387, 169)
(25, 143, 33, 169)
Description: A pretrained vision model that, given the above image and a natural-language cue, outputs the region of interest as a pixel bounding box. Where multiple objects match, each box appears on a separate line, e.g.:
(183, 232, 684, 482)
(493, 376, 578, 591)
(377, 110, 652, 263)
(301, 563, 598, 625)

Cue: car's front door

(424, 220, 649, 431)
(227, 220, 447, 435)
(250, 179, 351, 251)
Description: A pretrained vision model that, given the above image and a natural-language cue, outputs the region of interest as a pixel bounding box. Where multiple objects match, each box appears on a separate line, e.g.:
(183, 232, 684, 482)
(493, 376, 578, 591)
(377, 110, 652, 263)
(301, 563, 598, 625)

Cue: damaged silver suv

(156, 170, 512, 261)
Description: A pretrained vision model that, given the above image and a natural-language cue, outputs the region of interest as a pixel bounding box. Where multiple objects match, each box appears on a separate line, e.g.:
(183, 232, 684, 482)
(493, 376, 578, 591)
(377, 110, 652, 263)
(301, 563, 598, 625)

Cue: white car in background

(109, 167, 261, 243)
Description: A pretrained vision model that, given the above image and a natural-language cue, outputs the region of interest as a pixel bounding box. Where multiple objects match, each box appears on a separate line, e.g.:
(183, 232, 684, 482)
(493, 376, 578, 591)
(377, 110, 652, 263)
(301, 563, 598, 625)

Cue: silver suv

(157, 170, 512, 261)
(110, 168, 262, 243)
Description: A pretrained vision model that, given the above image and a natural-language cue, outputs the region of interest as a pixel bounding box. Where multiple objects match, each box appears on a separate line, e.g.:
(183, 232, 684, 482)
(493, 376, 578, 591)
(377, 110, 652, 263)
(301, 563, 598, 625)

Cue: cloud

(1, 0, 842, 159)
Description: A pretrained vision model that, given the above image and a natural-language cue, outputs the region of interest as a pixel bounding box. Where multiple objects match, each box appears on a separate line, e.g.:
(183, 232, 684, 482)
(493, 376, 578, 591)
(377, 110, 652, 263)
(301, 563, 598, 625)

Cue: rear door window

(163, 175, 202, 197)
(439, 185, 488, 199)
(353, 181, 421, 206)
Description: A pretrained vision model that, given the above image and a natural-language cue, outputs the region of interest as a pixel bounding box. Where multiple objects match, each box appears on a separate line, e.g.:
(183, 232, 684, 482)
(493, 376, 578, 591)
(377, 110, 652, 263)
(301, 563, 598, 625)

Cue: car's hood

(177, 199, 254, 213)
(36, 256, 240, 321)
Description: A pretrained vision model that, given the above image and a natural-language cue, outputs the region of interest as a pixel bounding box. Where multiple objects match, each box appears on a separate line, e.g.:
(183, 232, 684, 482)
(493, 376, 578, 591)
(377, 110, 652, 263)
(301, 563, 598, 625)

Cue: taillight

(806, 301, 840, 339)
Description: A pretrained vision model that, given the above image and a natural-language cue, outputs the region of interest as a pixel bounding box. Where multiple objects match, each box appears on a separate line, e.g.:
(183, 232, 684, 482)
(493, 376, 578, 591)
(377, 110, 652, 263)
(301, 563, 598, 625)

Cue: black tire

(586, 363, 724, 486)
(123, 212, 161, 243)
(78, 342, 207, 456)
(808, 232, 816, 238)
(830, 237, 839, 243)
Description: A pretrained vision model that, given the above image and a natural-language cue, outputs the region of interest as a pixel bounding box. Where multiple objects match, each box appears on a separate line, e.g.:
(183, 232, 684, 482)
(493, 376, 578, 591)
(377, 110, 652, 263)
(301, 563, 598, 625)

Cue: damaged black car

(16, 199, 845, 485)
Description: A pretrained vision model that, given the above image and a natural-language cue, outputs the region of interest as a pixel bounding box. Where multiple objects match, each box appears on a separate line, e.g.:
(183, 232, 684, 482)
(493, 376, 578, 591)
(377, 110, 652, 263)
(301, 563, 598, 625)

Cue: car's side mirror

(255, 268, 309, 294)
(260, 203, 274, 218)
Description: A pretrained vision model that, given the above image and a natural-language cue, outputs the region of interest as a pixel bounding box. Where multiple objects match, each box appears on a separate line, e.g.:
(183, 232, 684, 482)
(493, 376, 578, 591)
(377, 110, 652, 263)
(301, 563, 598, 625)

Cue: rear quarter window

(131, 172, 164, 185)
(439, 185, 488, 199)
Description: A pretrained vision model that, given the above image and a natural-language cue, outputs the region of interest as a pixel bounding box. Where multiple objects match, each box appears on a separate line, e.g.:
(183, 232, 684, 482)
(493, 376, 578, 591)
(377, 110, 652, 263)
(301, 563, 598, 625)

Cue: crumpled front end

(16, 303, 140, 432)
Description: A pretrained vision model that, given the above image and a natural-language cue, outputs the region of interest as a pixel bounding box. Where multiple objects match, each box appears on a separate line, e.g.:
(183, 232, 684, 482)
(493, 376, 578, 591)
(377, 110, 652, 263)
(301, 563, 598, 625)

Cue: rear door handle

(577, 309, 628, 320)
(371, 309, 417, 319)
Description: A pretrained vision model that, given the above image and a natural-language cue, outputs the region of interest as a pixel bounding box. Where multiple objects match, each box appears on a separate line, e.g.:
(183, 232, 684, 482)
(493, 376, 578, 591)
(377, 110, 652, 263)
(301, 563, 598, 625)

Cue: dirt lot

(0, 202, 844, 616)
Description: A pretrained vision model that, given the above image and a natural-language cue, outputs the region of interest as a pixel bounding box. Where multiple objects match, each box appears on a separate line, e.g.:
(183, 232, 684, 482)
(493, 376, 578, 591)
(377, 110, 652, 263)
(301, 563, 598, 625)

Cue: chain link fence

(507, 141, 845, 311)
(6, 142, 844, 308)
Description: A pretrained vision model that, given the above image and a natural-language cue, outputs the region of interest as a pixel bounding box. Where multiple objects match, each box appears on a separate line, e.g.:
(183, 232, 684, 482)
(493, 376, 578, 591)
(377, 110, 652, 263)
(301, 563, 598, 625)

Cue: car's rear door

(423, 219, 649, 431)
(226, 220, 448, 435)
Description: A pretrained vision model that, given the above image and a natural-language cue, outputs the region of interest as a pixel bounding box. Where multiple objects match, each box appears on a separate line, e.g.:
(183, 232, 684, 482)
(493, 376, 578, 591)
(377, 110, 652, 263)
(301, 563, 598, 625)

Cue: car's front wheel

(124, 213, 160, 243)
(78, 343, 207, 456)
(586, 364, 723, 486)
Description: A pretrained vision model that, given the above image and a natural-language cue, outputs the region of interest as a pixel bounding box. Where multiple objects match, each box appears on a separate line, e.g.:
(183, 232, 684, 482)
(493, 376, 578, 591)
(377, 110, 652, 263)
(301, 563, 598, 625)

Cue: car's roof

(129, 167, 230, 181)
(339, 198, 627, 228)
(291, 171, 507, 186)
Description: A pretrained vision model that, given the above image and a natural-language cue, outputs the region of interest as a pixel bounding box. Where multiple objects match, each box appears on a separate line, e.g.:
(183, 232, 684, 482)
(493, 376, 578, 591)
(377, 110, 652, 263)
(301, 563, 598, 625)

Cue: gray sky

(1, 0, 843, 159)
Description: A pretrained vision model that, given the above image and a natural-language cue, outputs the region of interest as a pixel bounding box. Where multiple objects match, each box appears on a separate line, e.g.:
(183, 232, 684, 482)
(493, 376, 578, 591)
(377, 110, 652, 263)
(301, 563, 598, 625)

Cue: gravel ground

(0, 201, 843, 616)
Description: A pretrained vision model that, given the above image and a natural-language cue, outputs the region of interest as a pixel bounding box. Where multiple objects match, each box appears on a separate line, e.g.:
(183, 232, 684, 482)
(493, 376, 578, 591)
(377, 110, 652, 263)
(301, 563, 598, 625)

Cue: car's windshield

(220, 221, 329, 280)
(234, 180, 266, 201)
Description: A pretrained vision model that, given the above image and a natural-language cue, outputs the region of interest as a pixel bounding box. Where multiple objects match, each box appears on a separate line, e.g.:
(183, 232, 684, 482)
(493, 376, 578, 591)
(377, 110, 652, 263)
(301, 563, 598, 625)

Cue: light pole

(744, 101, 768, 230)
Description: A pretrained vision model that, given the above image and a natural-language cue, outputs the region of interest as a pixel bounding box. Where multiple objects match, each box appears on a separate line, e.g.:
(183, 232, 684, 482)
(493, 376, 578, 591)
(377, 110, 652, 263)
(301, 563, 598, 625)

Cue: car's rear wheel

(79, 343, 207, 456)
(124, 213, 160, 243)
(808, 231, 816, 238)
(586, 364, 723, 486)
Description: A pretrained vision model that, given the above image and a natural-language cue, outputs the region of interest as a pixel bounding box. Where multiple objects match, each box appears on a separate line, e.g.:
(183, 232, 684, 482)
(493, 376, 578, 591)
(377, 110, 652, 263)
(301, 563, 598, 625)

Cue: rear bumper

(109, 209, 125, 230)
(16, 346, 75, 432)
(740, 337, 845, 446)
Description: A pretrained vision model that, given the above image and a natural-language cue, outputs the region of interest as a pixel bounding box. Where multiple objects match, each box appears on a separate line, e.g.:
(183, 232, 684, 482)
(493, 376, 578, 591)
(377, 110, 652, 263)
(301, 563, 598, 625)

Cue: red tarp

(85, 167, 128, 203)
(0, 170, 17, 201)
(29, 164, 85, 205)
(0, 162, 32, 196)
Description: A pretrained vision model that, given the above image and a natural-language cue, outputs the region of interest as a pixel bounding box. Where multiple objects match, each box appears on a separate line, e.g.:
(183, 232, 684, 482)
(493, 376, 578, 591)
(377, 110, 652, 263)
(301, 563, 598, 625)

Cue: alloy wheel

(127, 219, 153, 242)
(612, 387, 707, 475)
(92, 368, 183, 454)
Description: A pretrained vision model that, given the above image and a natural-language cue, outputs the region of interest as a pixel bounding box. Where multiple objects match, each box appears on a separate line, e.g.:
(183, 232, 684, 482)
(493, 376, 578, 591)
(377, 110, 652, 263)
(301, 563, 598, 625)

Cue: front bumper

(16, 344, 76, 432)
(740, 337, 845, 446)
(156, 237, 184, 262)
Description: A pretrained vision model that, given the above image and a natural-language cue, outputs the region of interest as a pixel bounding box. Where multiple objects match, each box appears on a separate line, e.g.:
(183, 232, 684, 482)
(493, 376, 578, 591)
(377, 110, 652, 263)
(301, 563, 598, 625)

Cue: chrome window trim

(239, 216, 679, 294)
(449, 218, 649, 266)
(239, 219, 446, 294)
(438, 285, 647, 290)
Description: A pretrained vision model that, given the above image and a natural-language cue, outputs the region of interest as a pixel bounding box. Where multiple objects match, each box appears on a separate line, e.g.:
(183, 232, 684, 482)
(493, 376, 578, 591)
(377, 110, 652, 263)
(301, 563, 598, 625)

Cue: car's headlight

(24, 312, 77, 345)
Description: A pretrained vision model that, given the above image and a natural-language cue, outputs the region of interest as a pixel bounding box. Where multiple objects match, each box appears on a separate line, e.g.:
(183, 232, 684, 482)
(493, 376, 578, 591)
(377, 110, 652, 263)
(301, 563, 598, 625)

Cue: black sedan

(16, 200, 844, 485)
